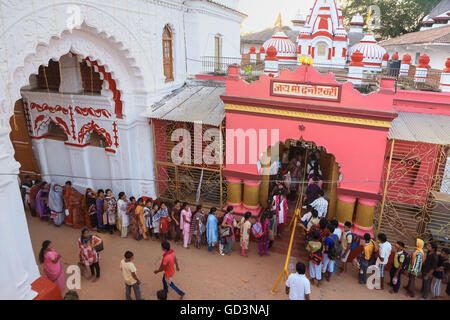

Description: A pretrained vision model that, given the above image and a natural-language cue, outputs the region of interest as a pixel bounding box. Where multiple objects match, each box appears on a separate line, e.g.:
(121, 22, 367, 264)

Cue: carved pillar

(243, 179, 261, 216)
(335, 193, 356, 226)
(225, 177, 243, 212)
(259, 152, 271, 210)
(354, 198, 377, 238)
(327, 156, 339, 219)
(0, 124, 40, 299)
(59, 54, 83, 94)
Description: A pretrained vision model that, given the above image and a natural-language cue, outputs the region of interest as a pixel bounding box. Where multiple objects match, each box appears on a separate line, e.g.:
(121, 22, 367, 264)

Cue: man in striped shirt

(310, 190, 328, 218)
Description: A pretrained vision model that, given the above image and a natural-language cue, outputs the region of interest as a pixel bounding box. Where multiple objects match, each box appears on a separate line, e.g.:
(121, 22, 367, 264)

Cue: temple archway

(0, 5, 151, 299)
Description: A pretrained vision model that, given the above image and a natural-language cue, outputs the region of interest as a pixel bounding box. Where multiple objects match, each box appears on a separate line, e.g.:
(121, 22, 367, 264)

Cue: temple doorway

(264, 138, 340, 222)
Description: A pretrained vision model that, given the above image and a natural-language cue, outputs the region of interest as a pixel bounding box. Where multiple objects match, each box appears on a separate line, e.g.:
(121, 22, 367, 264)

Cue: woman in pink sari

(39, 240, 65, 294)
(180, 202, 192, 249)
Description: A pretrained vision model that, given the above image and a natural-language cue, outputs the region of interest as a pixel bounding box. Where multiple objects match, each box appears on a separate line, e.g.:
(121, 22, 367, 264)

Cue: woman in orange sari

(135, 198, 147, 240)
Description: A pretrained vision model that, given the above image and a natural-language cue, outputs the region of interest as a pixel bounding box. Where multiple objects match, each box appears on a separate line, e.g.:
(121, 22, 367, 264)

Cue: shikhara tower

(297, 0, 348, 68)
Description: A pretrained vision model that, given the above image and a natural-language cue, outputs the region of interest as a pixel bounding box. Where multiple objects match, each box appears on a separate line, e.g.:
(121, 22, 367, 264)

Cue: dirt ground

(28, 213, 422, 300)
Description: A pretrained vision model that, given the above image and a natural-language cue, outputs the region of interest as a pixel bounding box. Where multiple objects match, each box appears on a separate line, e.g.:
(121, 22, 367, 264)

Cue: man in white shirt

(310, 190, 328, 218)
(376, 233, 392, 290)
(286, 262, 311, 300)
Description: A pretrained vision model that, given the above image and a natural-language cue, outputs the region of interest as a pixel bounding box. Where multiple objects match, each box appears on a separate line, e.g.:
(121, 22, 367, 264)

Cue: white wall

(185, 0, 245, 75)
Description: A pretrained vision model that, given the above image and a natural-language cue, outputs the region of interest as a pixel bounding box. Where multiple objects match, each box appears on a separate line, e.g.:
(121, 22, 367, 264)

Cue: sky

(238, 0, 316, 34)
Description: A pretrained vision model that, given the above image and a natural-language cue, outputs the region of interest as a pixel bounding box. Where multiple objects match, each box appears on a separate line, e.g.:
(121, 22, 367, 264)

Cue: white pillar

(59, 54, 83, 94)
(259, 47, 266, 61)
(264, 46, 279, 77)
(440, 58, 450, 92)
(0, 124, 40, 300)
(347, 50, 364, 86)
(415, 54, 430, 84)
(399, 54, 411, 77)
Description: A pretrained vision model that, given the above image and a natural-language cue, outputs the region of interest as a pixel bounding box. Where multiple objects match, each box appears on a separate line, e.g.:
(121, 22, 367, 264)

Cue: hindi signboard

(270, 80, 342, 102)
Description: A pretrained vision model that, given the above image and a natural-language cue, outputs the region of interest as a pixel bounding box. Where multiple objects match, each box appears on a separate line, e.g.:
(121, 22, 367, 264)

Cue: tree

(341, 0, 441, 40)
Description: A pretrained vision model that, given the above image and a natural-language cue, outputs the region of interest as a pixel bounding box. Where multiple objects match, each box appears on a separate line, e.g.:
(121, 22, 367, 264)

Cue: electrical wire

(4, 172, 448, 185)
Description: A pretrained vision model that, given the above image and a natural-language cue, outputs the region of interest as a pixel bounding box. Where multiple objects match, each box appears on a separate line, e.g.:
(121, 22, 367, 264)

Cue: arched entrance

(0, 6, 149, 298)
(221, 64, 398, 237)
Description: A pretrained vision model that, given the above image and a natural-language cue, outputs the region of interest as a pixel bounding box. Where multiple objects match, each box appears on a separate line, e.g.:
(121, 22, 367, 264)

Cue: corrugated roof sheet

(143, 85, 225, 127)
(388, 112, 450, 145)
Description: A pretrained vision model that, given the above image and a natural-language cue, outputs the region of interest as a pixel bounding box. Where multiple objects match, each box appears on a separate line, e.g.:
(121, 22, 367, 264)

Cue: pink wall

(222, 65, 397, 196)
(225, 111, 389, 195)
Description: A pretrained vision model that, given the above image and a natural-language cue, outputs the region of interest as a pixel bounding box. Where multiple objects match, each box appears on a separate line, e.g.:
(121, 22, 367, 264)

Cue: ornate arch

(78, 120, 113, 147)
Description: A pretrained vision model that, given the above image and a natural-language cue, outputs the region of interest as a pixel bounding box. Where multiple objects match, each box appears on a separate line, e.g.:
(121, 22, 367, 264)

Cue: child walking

(120, 251, 142, 300)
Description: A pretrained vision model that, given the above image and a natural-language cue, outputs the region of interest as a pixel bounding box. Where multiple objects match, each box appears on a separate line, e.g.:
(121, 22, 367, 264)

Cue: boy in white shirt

(286, 262, 311, 300)
(376, 233, 392, 290)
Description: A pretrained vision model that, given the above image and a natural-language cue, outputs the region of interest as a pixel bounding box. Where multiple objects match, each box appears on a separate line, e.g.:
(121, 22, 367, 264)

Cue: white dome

(263, 31, 298, 64)
(348, 33, 387, 70)
(350, 13, 364, 25)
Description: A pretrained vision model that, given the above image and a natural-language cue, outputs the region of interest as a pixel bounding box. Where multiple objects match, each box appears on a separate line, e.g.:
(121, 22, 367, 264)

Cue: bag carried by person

(328, 234, 343, 261)
(89, 235, 103, 252)
(347, 232, 361, 250)
(306, 224, 320, 241)
(219, 226, 232, 238)
(310, 244, 323, 265)
(400, 251, 412, 272)
(251, 222, 264, 238)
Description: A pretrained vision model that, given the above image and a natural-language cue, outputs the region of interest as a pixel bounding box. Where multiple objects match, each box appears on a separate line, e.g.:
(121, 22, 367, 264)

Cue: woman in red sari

(63, 181, 84, 228)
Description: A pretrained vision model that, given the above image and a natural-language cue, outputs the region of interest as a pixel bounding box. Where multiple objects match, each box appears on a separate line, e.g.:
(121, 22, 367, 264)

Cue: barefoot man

(154, 241, 185, 299)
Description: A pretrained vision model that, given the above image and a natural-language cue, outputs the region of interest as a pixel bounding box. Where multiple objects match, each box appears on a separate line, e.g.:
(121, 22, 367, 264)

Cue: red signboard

(270, 80, 342, 102)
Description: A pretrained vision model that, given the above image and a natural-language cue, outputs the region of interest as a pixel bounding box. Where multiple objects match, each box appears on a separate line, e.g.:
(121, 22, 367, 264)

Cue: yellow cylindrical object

(244, 183, 261, 208)
(355, 202, 376, 229)
(336, 198, 356, 224)
(227, 181, 243, 205)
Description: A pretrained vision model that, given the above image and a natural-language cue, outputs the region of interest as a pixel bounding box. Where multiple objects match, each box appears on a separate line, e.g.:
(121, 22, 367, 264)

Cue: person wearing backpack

(376, 233, 392, 290)
(339, 221, 360, 274)
(358, 233, 377, 285)
(389, 241, 409, 294)
(322, 224, 341, 282)
(254, 210, 270, 257)
(306, 230, 323, 287)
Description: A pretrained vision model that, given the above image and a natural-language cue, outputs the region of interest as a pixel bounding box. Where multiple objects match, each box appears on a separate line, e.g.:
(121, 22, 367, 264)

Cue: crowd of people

(21, 141, 450, 301)
(286, 211, 450, 300)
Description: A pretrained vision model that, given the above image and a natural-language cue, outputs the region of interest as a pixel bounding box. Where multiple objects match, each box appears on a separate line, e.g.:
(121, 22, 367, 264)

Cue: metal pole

(376, 139, 395, 236)
(271, 208, 300, 294)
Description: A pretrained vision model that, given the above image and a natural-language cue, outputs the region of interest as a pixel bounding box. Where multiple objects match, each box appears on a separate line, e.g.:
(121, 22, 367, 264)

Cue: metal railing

(200, 55, 264, 77)
(375, 67, 442, 91)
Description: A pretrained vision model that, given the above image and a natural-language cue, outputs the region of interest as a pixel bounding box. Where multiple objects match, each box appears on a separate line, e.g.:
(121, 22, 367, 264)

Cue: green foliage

(244, 65, 255, 83)
(341, 0, 441, 40)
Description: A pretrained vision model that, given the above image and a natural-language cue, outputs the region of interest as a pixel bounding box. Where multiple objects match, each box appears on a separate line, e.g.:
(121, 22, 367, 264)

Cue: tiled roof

(379, 24, 450, 46)
(428, 0, 450, 19)
(241, 28, 298, 44)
